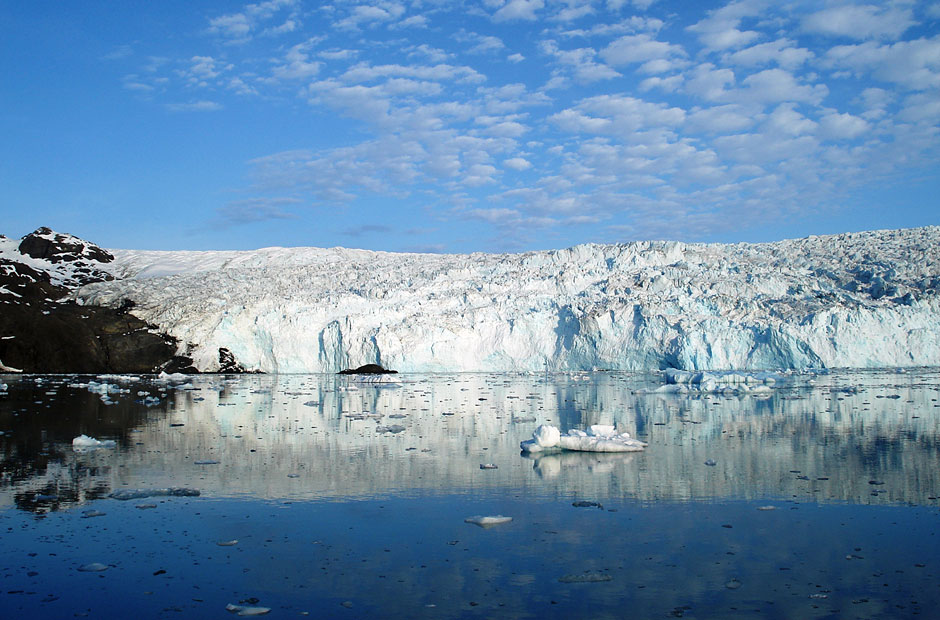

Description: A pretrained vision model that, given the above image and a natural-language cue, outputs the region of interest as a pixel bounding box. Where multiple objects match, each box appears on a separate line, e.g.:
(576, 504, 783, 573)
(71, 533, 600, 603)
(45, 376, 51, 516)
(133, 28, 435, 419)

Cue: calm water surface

(1, 369, 938, 618)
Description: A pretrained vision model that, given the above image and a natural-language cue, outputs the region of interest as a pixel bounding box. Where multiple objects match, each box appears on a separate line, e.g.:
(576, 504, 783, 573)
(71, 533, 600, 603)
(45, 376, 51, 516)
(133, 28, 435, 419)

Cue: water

(1, 369, 939, 618)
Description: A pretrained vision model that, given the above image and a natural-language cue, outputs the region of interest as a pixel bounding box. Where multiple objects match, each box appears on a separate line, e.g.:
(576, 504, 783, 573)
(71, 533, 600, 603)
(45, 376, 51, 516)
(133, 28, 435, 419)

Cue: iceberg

(520, 424, 647, 453)
(72, 227, 940, 373)
(464, 515, 513, 527)
(72, 435, 116, 450)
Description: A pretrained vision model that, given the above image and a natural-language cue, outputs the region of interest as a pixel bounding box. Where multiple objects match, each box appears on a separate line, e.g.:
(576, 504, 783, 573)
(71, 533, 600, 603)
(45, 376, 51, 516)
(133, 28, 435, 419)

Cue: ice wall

(76, 228, 940, 372)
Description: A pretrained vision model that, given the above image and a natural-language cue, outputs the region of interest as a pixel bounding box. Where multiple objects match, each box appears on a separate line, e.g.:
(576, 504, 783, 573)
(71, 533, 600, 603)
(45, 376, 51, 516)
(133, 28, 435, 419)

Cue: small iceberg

(225, 603, 271, 616)
(72, 435, 116, 450)
(77, 562, 109, 572)
(464, 515, 513, 527)
(520, 425, 647, 453)
(108, 488, 200, 501)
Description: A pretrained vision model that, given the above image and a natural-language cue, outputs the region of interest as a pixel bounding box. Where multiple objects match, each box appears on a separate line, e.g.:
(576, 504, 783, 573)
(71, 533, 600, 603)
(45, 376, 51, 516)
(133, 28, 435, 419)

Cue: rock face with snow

(70, 227, 940, 373)
(0, 228, 195, 374)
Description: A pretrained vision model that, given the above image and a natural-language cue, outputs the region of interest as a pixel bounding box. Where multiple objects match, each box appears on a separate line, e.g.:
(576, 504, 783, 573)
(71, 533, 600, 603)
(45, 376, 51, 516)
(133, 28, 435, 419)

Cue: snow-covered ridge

(76, 227, 940, 373)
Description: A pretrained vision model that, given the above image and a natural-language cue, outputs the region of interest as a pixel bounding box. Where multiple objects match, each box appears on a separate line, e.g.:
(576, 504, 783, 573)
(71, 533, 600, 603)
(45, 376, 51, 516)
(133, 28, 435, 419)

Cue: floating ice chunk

(558, 571, 612, 583)
(558, 430, 646, 453)
(72, 435, 116, 450)
(78, 562, 109, 572)
(376, 424, 406, 433)
(464, 515, 512, 527)
(156, 371, 189, 382)
(662, 369, 784, 394)
(225, 603, 271, 616)
(109, 488, 200, 501)
(521, 424, 646, 453)
(81, 510, 106, 518)
(519, 424, 561, 452)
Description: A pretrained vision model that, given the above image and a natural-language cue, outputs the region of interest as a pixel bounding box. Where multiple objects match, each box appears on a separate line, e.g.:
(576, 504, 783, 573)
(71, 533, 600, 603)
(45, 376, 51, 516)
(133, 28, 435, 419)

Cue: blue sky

(2, 0, 939, 253)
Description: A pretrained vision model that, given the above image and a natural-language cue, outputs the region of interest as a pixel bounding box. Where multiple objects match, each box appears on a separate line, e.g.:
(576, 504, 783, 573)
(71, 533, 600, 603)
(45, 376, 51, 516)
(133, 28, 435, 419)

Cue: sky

(2, 0, 939, 253)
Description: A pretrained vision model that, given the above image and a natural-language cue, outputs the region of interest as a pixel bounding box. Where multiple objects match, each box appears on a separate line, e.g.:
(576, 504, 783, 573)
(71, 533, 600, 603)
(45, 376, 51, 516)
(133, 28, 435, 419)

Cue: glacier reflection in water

(3, 369, 938, 508)
(1, 369, 939, 618)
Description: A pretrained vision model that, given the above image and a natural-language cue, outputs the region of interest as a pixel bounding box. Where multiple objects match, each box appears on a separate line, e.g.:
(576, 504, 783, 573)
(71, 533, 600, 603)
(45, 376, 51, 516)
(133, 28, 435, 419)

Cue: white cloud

(341, 62, 485, 85)
(686, 0, 766, 51)
(551, 0, 595, 22)
(504, 157, 532, 170)
(854, 87, 895, 120)
(736, 68, 828, 105)
(725, 38, 813, 70)
(816, 110, 869, 140)
(639, 74, 683, 92)
(823, 37, 940, 91)
(899, 92, 940, 123)
(207, 0, 298, 42)
(601, 34, 686, 68)
(803, 5, 915, 41)
(492, 0, 545, 22)
(541, 40, 621, 83)
(394, 15, 430, 29)
(458, 32, 505, 54)
(334, 3, 406, 30)
(764, 103, 817, 137)
(272, 41, 322, 80)
(684, 63, 735, 101)
(209, 13, 251, 40)
(165, 100, 223, 112)
(686, 104, 756, 134)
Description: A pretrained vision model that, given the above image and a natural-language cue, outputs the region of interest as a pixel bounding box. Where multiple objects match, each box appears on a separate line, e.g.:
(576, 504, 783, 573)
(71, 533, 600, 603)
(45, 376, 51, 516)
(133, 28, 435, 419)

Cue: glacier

(72, 227, 940, 373)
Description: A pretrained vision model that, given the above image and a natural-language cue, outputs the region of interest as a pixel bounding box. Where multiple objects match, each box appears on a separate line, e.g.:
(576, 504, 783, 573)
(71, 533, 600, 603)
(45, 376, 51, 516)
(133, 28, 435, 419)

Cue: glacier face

(75, 228, 940, 373)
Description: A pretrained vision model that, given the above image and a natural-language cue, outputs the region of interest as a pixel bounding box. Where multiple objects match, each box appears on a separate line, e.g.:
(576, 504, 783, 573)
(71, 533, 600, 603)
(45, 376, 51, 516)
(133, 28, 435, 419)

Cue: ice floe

(464, 515, 513, 527)
(108, 488, 200, 501)
(520, 424, 647, 453)
(72, 434, 116, 450)
(225, 603, 271, 616)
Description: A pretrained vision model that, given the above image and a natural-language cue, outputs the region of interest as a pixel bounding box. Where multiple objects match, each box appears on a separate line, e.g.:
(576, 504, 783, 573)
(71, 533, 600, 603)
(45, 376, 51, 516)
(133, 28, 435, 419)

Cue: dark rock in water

(338, 363, 398, 375)
(18, 226, 114, 264)
(218, 347, 259, 373)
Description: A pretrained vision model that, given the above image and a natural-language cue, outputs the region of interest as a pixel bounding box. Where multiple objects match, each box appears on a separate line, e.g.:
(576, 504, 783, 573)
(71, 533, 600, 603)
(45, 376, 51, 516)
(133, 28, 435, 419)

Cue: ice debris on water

(72, 435, 116, 450)
(225, 603, 271, 616)
(376, 424, 406, 433)
(643, 369, 782, 395)
(81, 510, 106, 518)
(558, 571, 612, 583)
(520, 424, 647, 453)
(464, 515, 513, 527)
(108, 488, 200, 501)
(77, 563, 109, 572)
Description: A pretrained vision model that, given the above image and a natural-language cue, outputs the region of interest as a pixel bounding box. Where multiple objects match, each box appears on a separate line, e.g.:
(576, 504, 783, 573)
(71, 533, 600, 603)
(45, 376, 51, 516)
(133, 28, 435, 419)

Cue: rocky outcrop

(338, 364, 398, 375)
(0, 228, 195, 374)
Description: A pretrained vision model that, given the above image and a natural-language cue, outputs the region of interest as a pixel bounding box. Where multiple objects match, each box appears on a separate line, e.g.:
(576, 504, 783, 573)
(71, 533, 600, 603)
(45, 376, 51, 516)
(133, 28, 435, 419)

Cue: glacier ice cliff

(74, 227, 940, 373)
